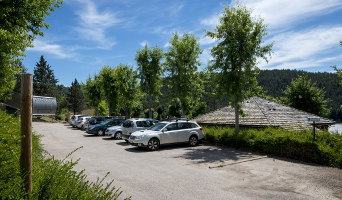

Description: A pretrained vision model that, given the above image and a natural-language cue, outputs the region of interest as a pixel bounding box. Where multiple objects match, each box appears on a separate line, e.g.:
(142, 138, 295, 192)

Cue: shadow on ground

(83, 134, 99, 137)
(175, 146, 255, 164)
(116, 141, 130, 146)
(102, 137, 116, 141)
(124, 143, 195, 153)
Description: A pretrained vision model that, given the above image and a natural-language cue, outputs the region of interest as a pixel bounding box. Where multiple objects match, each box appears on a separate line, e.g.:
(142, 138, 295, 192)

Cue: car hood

(107, 126, 122, 131)
(131, 130, 160, 136)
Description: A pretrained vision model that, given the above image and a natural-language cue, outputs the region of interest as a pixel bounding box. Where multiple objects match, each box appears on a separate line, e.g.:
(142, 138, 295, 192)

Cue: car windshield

(149, 123, 167, 131)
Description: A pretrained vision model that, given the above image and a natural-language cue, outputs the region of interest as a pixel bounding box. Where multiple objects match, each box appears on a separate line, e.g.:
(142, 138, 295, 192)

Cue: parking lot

(34, 122, 342, 200)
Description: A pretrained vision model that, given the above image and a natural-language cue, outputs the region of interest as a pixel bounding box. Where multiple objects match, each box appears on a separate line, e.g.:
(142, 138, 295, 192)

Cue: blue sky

(23, 0, 342, 86)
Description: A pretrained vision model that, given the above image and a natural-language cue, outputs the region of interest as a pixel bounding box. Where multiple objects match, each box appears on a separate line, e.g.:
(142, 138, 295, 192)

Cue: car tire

(98, 129, 104, 136)
(189, 135, 198, 146)
(114, 132, 122, 140)
(147, 138, 160, 151)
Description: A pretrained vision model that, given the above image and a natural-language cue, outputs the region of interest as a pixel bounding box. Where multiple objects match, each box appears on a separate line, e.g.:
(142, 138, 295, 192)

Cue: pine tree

(33, 55, 58, 96)
(67, 79, 85, 115)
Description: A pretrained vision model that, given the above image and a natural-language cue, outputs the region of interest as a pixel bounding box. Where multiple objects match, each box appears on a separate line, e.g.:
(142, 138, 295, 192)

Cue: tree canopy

(0, 0, 61, 101)
(283, 76, 330, 117)
(136, 45, 163, 118)
(33, 55, 58, 96)
(164, 33, 203, 117)
(207, 6, 272, 133)
(67, 79, 85, 115)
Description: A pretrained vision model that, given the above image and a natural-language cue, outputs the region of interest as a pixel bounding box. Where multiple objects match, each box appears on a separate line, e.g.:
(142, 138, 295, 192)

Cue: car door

(122, 120, 133, 135)
(177, 122, 192, 142)
(160, 123, 179, 144)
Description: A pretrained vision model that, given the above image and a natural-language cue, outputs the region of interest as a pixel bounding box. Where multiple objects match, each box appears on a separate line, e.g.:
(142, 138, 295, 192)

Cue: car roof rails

(168, 117, 189, 122)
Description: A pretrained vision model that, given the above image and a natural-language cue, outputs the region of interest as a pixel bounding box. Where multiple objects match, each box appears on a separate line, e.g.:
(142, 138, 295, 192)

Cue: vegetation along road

(34, 122, 342, 200)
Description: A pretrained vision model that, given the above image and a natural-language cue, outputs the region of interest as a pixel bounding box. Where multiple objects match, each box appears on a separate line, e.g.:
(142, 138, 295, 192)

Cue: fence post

(20, 73, 33, 197)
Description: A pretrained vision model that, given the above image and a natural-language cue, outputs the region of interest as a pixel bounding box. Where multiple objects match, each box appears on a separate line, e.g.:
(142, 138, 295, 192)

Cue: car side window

(190, 123, 198, 128)
(136, 121, 151, 127)
(123, 120, 133, 128)
(165, 123, 178, 131)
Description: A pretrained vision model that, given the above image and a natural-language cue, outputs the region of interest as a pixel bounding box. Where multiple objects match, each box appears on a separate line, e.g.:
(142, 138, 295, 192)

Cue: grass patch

(204, 126, 342, 168)
(0, 110, 126, 199)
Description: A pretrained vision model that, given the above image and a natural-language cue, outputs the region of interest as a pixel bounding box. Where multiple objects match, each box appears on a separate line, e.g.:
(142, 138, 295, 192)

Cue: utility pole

(20, 73, 33, 197)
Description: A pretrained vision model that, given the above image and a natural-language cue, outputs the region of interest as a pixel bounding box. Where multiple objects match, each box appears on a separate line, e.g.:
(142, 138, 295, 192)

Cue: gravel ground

(33, 122, 342, 200)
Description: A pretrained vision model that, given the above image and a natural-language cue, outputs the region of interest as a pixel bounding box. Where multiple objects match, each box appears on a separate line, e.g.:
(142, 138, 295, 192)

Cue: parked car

(86, 118, 125, 136)
(106, 125, 123, 139)
(69, 115, 83, 127)
(83, 116, 114, 130)
(75, 116, 91, 129)
(121, 118, 155, 142)
(128, 120, 204, 150)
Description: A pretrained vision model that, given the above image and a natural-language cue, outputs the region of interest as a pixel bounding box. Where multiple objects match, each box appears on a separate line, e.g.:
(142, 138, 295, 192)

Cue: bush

(203, 126, 342, 168)
(0, 111, 126, 199)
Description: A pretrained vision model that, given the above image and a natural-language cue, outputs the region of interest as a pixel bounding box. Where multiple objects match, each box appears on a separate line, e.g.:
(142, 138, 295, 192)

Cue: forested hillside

(258, 69, 342, 121)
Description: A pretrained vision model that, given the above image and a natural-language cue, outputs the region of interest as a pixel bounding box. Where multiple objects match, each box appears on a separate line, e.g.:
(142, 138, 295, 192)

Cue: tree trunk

(234, 100, 240, 134)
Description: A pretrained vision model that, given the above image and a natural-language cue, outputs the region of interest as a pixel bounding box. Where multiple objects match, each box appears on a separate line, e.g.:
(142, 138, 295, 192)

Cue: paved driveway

(33, 122, 342, 200)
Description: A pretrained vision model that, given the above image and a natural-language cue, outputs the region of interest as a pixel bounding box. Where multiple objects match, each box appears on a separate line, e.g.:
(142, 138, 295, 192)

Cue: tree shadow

(175, 145, 255, 164)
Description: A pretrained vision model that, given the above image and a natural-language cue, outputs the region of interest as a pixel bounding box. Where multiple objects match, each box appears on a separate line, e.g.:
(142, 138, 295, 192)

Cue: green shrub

(0, 111, 126, 199)
(203, 126, 342, 168)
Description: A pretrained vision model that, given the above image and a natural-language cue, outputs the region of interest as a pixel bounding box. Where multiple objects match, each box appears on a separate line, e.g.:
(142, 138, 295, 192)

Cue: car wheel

(189, 135, 198, 146)
(147, 138, 160, 151)
(114, 132, 122, 140)
(98, 129, 104, 136)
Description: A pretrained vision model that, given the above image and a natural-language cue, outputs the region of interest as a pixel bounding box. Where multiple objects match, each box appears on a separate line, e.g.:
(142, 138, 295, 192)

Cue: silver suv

(128, 120, 204, 150)
(121, 118, 155, 142)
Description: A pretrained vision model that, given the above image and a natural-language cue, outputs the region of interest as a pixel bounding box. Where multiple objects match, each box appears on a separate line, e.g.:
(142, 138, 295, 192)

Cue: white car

(75, 116, 91, 129)
(121, 118, 155, 142)
(106, 125, 123, 139)
(128, 120, 204, 150)
(69, 115, 83, 127)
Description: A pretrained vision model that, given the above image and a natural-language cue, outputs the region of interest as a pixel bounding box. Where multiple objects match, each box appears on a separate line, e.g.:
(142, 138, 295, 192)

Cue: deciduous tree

(207, 6, 272, 133)
(136, 45, 163, 118)
(164, 33, 203, 117)
(284, 76, 330, 117)
(0, 0, 61, 100)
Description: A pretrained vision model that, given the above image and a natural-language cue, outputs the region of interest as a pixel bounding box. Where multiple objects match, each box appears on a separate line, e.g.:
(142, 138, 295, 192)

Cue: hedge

(204, 126, 342, 168)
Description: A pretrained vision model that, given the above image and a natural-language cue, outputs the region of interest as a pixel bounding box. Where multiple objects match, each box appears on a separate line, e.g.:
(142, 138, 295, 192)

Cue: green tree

(207, 6, 272, 133)
(114, 65, 141, 118)
(67, 79, 85, 115)
(283, 76, 330, 116)
(164, 33, 203, 117)
(0, 0, 61, 101)
(136, 45, 163, 118)
(98, 65, 141, 117)
(98, 66, 119, 115)
(33, 55, 58, 96)
(85, 76, 103, 115)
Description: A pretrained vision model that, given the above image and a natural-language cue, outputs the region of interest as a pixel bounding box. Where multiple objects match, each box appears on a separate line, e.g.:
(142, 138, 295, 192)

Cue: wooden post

(20, 73, 33, 196)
